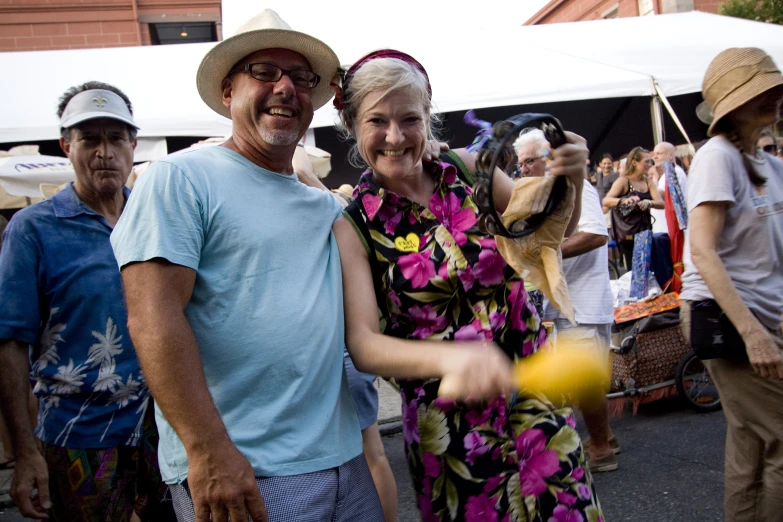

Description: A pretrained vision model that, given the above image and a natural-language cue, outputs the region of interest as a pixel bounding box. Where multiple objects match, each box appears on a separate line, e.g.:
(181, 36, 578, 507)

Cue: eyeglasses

(231, 63, 320, 89)
(519, 156, 542, 169)
(762, 144, 778, 154)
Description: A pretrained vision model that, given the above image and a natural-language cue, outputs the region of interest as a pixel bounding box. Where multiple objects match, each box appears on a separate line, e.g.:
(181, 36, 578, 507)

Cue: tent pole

(652, 78, 696, 154)
(650, 95, 664, 146)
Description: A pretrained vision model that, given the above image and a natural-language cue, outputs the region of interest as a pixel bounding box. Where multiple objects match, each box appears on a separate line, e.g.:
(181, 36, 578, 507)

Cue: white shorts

(552, 320, 612, 360)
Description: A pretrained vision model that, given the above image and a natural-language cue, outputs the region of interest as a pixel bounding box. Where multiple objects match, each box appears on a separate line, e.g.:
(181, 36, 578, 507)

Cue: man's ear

(59, 134, 71, 157)
(221, 77, 233, 110)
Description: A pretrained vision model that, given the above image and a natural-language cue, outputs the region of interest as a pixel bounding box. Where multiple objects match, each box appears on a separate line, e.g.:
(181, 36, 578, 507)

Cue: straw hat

(703, 47, 783, 136)
(196, 9, 340, 119)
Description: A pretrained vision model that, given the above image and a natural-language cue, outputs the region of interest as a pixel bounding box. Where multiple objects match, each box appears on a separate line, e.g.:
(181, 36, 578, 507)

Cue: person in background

(680, 47, 783, 522)
(649, 142, 688, 236)
(603, 147, 664, 269)
(518, 131, 620, 474)
(596, 152, 619, 203)
(0, 82, 174, 521)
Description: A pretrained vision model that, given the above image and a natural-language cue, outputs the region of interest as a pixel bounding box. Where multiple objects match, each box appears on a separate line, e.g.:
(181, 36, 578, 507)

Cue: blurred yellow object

(515, 343, 610, 404)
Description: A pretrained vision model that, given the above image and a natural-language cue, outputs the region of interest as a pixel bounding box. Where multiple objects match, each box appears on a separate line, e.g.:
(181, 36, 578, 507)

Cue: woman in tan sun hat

(680, 47, 783, 522)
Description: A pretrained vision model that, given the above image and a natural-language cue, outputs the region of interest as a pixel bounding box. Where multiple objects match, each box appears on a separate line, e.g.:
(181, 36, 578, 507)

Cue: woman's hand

(744, 323, 783, 379)
(637, 199, 652, 211)
(437, 342, 516, 403)
(549, 131, 589, 183)
(423, 140, 449, 162)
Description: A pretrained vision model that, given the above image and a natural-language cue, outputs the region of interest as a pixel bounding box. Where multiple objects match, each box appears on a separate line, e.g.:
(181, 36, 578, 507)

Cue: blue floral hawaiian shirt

(0, 183, 149, 448)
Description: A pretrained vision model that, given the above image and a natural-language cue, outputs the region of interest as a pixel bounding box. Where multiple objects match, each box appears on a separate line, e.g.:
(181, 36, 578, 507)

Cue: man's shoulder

(6, 198, 56, 233)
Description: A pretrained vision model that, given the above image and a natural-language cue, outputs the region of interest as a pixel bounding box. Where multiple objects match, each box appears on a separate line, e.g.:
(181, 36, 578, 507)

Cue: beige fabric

(496, 175, 576, 324)
(703, 48, 783, 136)
(681, 301, 783, 522)
(196, 9, 340, 118)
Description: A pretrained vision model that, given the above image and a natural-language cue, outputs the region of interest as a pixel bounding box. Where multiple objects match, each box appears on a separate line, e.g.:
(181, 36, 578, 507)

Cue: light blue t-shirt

(110, 145, 362, 483)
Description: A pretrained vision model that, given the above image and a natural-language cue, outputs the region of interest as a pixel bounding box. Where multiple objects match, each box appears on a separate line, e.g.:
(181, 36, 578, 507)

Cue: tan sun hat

(703, 47, 783, 136)
(196, 9, 340, 119)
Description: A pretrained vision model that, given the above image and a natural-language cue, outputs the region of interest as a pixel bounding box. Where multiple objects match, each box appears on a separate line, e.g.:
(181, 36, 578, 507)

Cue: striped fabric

(170, 454, 383, 522)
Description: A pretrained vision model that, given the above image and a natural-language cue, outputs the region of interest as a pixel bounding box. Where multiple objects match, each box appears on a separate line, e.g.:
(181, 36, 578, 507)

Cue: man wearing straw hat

(110, 9, 384, 522)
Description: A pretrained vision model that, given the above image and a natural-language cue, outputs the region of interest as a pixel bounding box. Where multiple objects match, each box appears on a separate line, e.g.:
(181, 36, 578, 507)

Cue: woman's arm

(690, 202, 783, 379)
(638, 176, 664, 211)
(333, 217, 515, 400)
(602, 176, 631, 209)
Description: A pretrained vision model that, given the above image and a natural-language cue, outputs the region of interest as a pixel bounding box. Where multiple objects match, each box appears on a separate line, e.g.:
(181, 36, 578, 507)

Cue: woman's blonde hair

(336, 57, 441, 168)
(625, 147, 649, 176)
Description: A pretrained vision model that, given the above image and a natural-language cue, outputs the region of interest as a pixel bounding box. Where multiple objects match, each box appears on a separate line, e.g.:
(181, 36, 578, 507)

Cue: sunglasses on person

(231, 63, 321, 89)
(762, 144, 778, 154)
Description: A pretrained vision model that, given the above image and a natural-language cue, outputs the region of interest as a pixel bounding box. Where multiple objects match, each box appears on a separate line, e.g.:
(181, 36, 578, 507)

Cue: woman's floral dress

(345, 152, 604, 522)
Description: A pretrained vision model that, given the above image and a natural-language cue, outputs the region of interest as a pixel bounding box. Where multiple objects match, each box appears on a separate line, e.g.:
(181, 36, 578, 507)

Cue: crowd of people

(0, 8, 781, 522)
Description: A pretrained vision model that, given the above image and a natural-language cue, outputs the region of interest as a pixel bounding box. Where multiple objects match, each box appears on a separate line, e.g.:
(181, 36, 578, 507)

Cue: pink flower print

(478, 237, 497, 249)
(383, 210, 403, 235)
(517, 428, 561, 497)
(429, 192, 477, 246)
(409, 304, 448, 339)
(484, 475, 504, 494)
(403, 400, 420, 445)
(433, 396, 457, 412)
(465, 408, 491, 428)
(418, 493, 438, 522)
(556, 491, 577, 507)
(388, 291, 402, 309)
(465, 432, 491, 465)
(422, 452, 442, 478)
(441, 163, 457, 185)
(398, 252, 436, 289)
(458, 265, 475, 291)
(437, 262, 449, 280)
(474, 249, 507, 286)
(548, 505, 585, 522)
(454, 319, 492, 341)
(571, 466, 585, 481)
(362, 193, 382, 221)
(509, 282, 528, 331)
(489, 310, 507, 330)
(576, 483, 592, 501)
(566, 415, 577, 429)
(465, 493, 498, 522)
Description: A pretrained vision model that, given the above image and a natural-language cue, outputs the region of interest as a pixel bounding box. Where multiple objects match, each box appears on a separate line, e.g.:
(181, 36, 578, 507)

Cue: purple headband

(332, 49, 432, 112)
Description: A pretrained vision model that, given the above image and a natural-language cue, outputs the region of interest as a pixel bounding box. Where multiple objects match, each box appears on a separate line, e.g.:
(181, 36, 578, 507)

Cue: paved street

(1, 393, 726, 521)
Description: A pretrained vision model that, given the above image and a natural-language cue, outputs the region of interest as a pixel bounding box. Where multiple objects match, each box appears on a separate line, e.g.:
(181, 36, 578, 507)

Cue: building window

(602, 4, 620, 18)
(149, 22, 217, 45)
(638, 0, 655, 15)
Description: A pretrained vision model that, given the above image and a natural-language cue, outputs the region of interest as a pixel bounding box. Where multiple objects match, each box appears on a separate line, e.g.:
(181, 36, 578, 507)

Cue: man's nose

(272, 73, 296, 97)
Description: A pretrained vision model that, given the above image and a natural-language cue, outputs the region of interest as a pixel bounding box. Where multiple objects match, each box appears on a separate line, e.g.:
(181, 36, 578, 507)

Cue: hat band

(705, 56, 781, 109)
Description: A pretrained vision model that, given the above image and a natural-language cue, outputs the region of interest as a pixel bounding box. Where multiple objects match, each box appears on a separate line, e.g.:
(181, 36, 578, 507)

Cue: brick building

(525, 0, 719, 24)
(0, 0, 221, 52)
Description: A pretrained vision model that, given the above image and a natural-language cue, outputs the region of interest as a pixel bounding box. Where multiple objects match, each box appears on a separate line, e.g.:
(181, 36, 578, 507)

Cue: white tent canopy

(1, 11, 781, 144)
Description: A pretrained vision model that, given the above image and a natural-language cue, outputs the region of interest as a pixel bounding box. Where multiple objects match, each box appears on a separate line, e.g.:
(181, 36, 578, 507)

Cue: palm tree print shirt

(0, 183, 148, 448)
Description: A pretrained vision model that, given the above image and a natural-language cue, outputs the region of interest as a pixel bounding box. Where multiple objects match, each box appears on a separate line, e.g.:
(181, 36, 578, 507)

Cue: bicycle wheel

(676, 350, 721, 413)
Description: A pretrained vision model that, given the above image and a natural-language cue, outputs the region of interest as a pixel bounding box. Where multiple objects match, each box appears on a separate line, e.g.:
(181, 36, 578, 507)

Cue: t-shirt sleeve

(686, 148, 736, 213)
(111, 159, 204, 270)
(576, 185, 608, 237)
(0, 217, 41, 344)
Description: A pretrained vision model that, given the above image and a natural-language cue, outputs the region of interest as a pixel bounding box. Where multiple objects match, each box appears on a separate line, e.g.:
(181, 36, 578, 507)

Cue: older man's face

(517, 142, 547, 178)
(60, 118, 135, 197)
(224, 48, 314, 147)
(653, 144, 675, 164)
